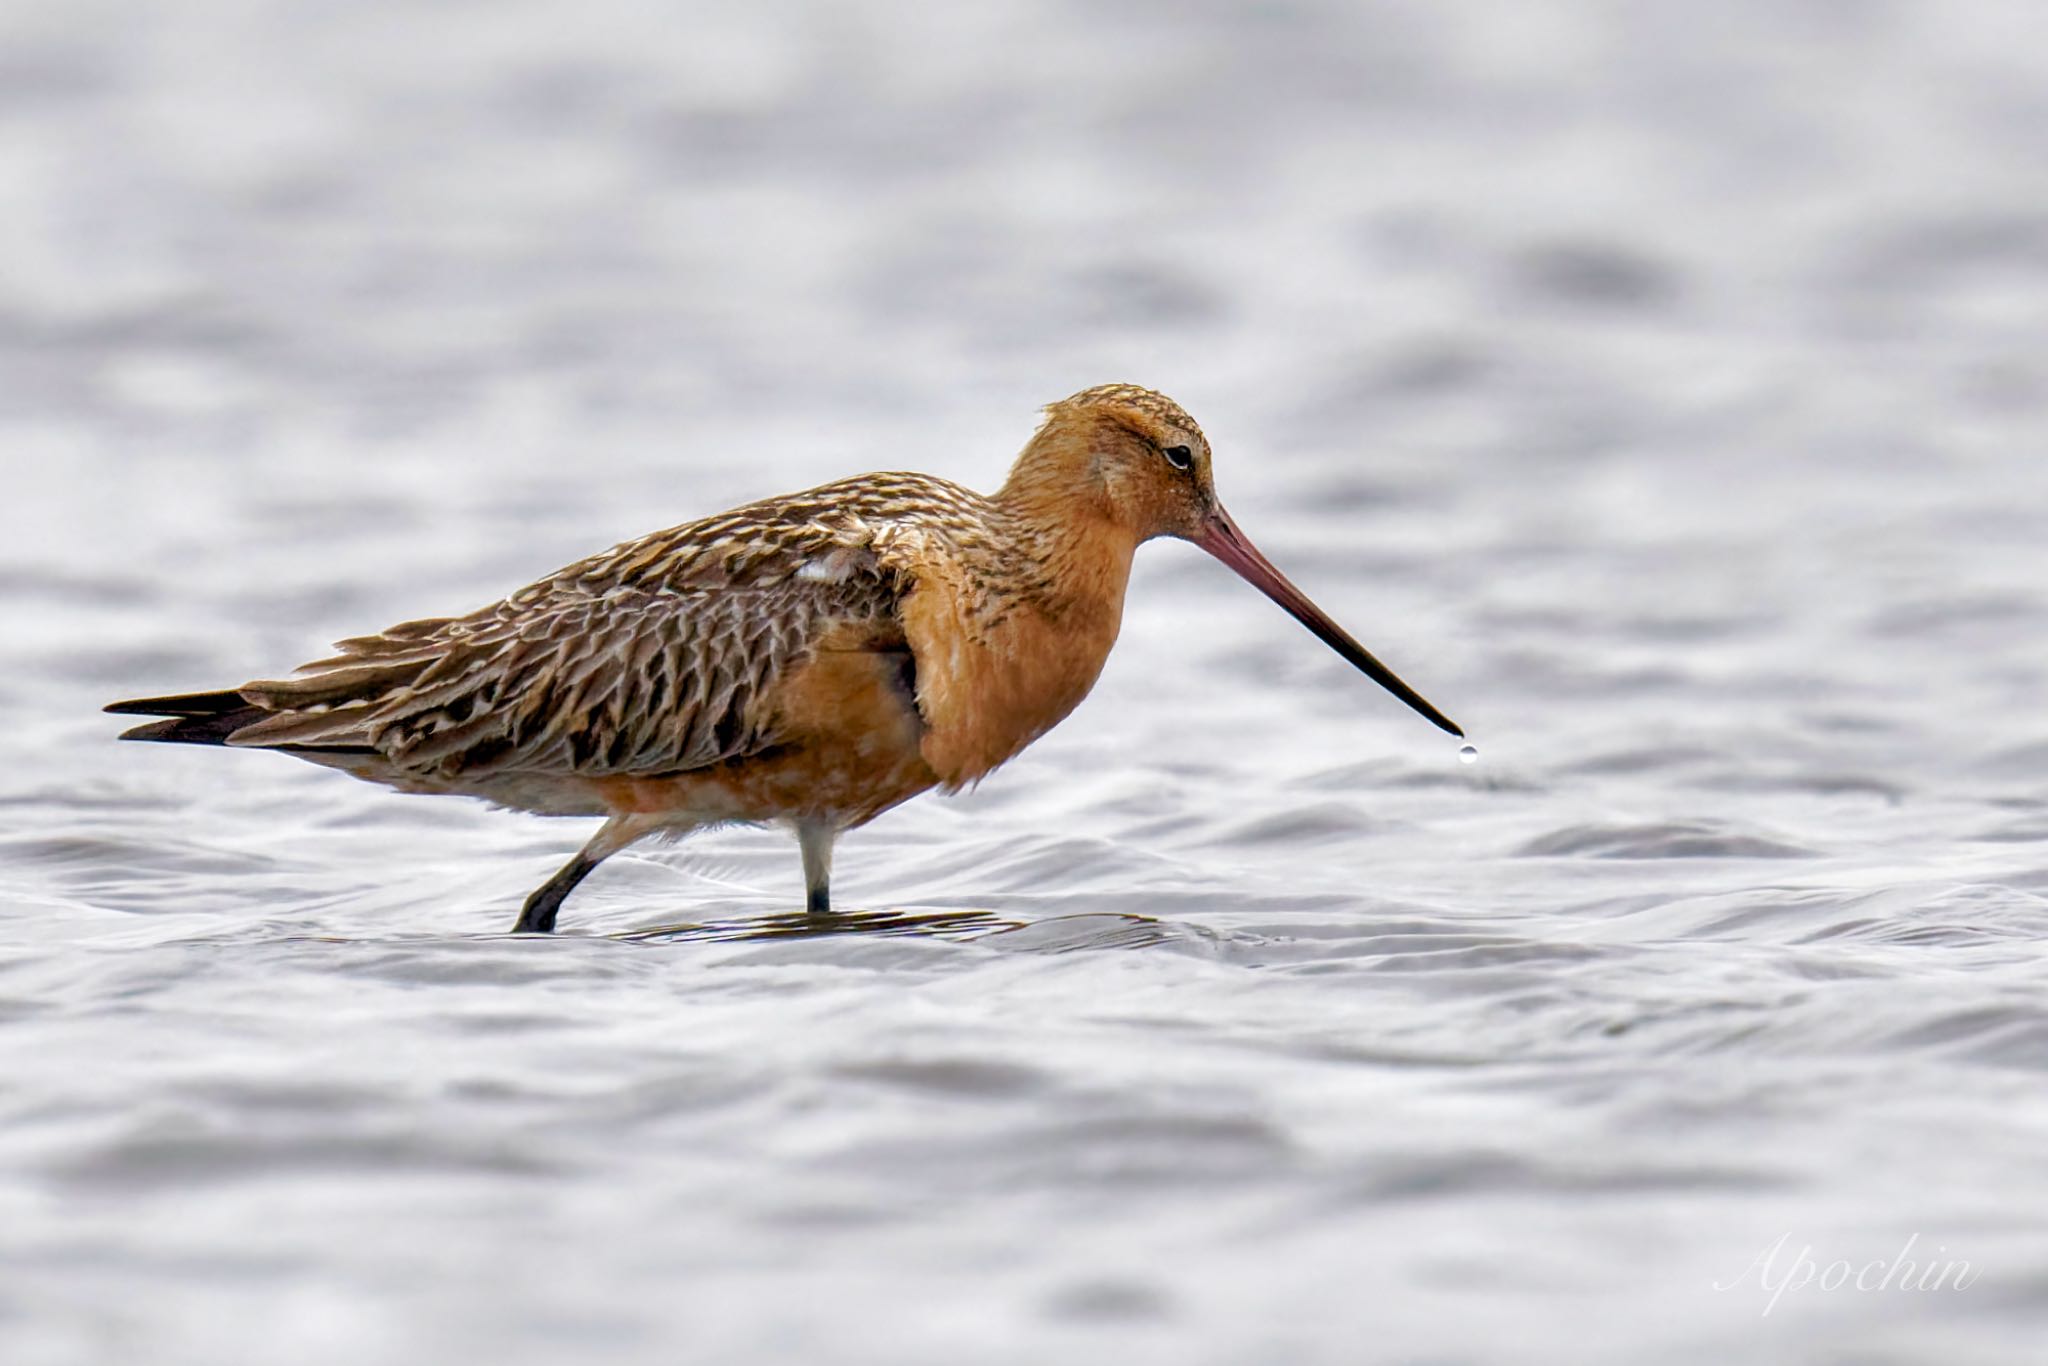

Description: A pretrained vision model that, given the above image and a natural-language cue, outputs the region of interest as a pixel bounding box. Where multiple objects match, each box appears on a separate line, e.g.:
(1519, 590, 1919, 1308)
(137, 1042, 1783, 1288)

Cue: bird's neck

(904, 476, 1136, 790)
(995, 427, 1142, 615)
(994, 480, 1139, 626)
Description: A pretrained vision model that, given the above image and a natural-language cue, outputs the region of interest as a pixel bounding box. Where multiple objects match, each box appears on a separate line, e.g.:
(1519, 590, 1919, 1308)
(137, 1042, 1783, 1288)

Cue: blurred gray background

(3, 2, 2046, 1364)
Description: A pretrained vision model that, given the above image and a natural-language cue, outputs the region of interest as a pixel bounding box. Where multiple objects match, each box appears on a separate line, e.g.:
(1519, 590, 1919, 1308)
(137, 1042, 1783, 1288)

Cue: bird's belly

(590, 644, 935, 827)
(589, 747, 935, 827)
(305, 754, 619, 818)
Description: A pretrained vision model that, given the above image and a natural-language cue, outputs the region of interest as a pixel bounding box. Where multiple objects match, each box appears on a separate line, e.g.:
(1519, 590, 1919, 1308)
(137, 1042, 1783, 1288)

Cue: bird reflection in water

(615, 905, 1020, 944)
(615, 907, 1185, 951)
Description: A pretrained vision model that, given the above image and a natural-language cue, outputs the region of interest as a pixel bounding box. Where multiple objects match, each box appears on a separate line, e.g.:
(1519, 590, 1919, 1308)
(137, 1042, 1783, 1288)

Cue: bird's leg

(514, 855, 597, 934)
(511, 815, 658, 934)
(797, 820, 838, 917)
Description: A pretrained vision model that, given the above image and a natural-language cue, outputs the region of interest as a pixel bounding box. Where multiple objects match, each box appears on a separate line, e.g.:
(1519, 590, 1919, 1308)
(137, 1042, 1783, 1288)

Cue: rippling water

(6, 2, 2048, 1362)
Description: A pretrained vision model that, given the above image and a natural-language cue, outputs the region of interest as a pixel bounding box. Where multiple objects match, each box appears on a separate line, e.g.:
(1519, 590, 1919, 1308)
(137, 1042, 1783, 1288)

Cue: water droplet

(1458, 744, 1479, 765)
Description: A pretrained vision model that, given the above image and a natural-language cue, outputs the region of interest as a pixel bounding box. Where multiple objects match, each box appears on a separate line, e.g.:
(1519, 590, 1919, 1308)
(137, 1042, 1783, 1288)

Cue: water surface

(4, 2, 2047, 1363)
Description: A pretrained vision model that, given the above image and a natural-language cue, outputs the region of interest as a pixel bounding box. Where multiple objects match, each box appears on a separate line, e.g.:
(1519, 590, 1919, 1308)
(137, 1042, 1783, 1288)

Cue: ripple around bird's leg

(613, 905, 1024, 944)
(610, 905, 1214, 952)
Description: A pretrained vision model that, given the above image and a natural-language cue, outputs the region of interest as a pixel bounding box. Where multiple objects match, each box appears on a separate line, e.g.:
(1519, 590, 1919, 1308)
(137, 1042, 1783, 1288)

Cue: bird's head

(1007, 382, 1217, 543)
(1002, 382, 1463, 738)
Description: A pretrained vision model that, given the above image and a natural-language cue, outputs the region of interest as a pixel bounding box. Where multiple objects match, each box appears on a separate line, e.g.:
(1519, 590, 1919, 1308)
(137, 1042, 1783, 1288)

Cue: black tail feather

(107, 688, 375, 753)
(107, 689, 260, 746)
(116, 711, 266, 745)
(105, 689, 254, 718)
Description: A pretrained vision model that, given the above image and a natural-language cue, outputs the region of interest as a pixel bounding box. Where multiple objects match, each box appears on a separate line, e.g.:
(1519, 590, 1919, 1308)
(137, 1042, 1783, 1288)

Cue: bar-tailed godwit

(108, 385, 1461, 932)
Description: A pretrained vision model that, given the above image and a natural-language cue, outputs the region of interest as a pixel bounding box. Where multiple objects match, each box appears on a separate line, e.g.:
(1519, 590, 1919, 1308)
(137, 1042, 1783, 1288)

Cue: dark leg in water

(513, 852, 601, 933)
(798, 821, 837, 916)
(510, 815, 659, 934)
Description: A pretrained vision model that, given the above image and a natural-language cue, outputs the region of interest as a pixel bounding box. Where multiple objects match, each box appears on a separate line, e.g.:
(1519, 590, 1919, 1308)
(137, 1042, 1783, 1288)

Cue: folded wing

(115, 500, 919, 784)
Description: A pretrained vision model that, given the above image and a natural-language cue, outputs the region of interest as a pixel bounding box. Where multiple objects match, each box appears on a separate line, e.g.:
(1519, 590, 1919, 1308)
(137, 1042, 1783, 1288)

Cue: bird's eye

(1163, 444, 1194, 470)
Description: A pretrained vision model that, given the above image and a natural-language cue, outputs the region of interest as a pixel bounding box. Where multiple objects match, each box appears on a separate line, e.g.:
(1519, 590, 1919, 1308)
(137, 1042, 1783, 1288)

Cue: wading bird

(109, 385, 1461, 932)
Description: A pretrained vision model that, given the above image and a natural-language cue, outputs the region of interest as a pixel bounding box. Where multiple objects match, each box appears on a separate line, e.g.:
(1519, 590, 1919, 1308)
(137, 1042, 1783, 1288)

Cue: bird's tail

(105, 690, 267, 745)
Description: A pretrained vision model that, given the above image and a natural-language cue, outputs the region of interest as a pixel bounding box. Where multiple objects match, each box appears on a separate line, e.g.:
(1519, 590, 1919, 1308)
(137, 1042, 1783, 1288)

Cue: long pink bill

(1196, 506, 1464, 738)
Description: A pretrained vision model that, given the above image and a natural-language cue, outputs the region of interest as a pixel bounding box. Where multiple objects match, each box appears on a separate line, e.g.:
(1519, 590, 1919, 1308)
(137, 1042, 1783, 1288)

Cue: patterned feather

(225, 472, 1019, 782)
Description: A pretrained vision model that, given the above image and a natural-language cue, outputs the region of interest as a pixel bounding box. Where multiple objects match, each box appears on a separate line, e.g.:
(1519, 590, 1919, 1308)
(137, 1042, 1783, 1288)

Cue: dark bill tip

(1195, 507, 1464, 738)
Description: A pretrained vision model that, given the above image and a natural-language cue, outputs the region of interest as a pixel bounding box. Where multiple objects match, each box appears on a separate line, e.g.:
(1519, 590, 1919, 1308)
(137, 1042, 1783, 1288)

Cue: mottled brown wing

(228, 523, 910, 781)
